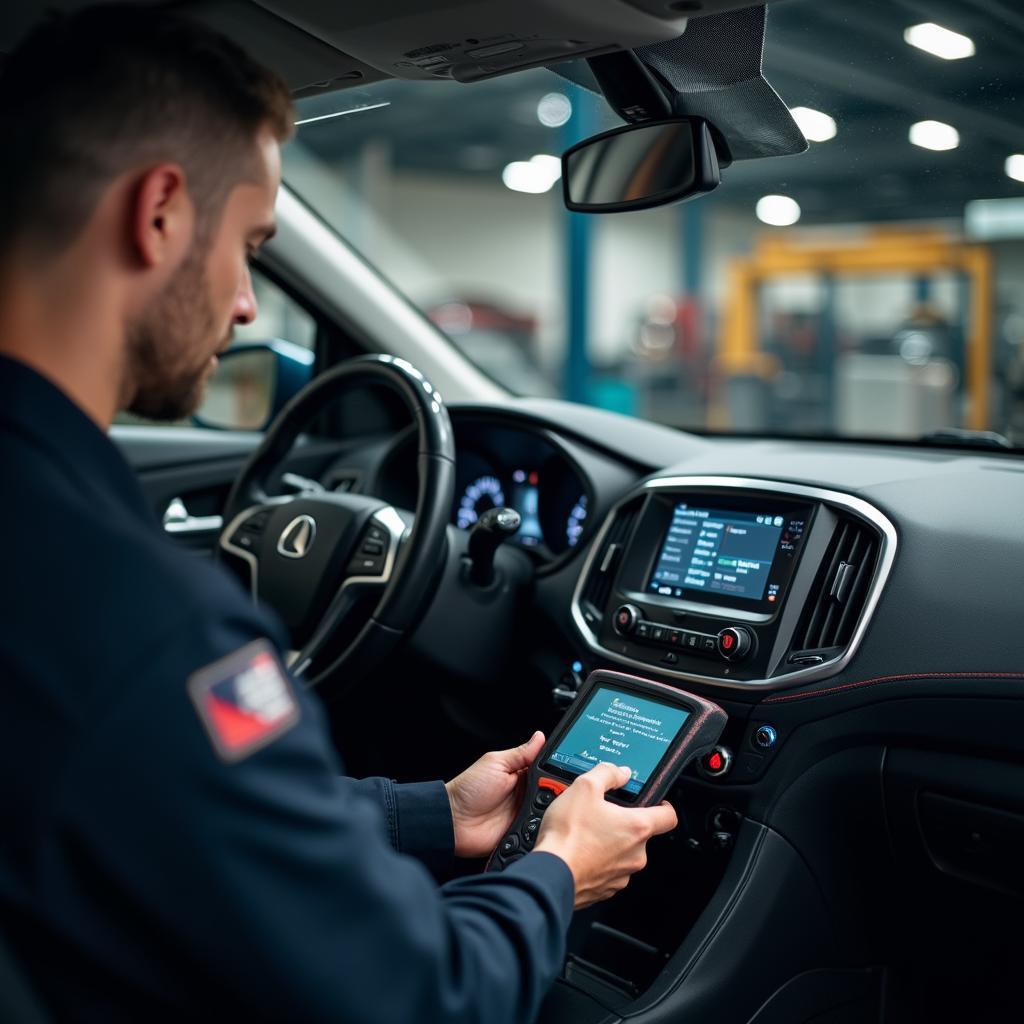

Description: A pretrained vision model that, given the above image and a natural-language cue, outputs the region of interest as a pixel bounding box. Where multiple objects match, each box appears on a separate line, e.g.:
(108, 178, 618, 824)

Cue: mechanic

(0, 6, 677, 1021)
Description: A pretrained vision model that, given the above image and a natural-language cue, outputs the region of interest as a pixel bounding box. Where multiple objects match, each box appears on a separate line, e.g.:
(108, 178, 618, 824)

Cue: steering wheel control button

(361, 541, 384, 556)
(349, 555, 386, 575)
(499, 834, 520, 857)
(613, 604, 641, 636)
(753, 724, 778, 750)
(231, 509, 272, 550)
(717, 626, 753, 661)
(698, 746, 733, 779)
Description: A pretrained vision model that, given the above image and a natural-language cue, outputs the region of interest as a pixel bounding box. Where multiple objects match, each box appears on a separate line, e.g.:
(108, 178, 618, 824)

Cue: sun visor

(196, 1, 389, 94)
(637, 6, 806, 161)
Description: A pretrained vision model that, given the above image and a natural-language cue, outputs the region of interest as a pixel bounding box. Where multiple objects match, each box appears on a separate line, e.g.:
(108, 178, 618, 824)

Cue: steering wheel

(217, 354, 455, 689)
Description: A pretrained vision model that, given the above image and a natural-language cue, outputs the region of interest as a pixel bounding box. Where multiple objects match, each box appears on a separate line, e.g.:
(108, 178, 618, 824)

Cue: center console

(572, 476, 897, 691)
(548, 475, 898, 1023)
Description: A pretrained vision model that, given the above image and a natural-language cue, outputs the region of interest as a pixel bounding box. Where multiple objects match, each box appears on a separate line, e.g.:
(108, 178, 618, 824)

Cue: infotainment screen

(545, 685, 691, 794)
(647, 501, 810, 611)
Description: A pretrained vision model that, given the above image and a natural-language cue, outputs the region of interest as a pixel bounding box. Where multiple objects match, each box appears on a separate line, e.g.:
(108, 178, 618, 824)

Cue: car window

(282, 0, 1024, 447)
(114, 266, 316, 428)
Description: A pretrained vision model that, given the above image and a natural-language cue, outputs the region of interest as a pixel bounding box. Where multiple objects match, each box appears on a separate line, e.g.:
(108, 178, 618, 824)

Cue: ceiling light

(756, 195, 801, 227)
(501, 154, 563, 194)
(537, 92, 573, 128)
(1006, 155, 1024, 183)
(790, 106, 837, 143)
(909, 119, 959, 151)
(904, 23, 975, 60)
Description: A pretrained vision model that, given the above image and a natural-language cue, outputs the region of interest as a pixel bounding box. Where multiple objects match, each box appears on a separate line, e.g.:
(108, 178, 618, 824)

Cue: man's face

(126, 130, 281, 421)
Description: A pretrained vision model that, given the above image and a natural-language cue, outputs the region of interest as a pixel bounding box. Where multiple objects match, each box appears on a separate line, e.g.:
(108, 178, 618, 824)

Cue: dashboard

(145, 394, 1024, 1023)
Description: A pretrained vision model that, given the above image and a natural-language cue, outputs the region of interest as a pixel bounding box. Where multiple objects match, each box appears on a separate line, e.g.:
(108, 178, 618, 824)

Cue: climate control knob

(717, 626, 752, 661)
(612, 604, 641, 636)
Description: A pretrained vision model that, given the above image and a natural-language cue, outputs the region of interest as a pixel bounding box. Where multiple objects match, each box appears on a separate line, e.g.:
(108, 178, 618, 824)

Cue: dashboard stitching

(763, 672, 1024, 704)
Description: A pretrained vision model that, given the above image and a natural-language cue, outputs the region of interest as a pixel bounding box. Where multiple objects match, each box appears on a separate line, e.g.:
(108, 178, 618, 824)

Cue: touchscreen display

(546, 686, 691, 794)
(648, 503, 804, 605)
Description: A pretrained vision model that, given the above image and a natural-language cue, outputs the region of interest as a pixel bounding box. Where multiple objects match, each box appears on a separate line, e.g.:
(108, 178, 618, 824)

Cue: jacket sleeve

(48, 612, 574, 1024)
(347, 776, 456, 876)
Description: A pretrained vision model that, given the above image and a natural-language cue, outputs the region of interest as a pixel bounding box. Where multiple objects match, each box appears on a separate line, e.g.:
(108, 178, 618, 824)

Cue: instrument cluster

(454, 449, 589, 558)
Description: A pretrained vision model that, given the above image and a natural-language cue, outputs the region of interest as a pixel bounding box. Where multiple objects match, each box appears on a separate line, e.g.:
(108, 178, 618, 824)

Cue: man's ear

(131, 164, 194, 269)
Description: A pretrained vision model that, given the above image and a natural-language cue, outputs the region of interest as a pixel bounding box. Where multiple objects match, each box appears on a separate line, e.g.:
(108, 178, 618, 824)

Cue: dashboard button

(684, 633, 700, 650)
(651, 626, 665, 642)
(753, 724, 778, 750)
(718, 627, 753, 661)
(636, 621, 651, 639)
(613, 604, 641, 636)
(662, 652, 679, 666)
(701, 636, 717, 652)
(668, 629, 682, 645)
(698, 746, 733, 779)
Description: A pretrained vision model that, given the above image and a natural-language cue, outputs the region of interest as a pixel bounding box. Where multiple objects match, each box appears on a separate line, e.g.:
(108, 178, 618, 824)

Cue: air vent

(578, 498, 643, 629)
(790, 515, 880, 658)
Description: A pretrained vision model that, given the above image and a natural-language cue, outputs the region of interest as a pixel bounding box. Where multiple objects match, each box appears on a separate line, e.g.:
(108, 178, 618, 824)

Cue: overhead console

(255, 0, 762, 85)
(572, 476, 897, 690)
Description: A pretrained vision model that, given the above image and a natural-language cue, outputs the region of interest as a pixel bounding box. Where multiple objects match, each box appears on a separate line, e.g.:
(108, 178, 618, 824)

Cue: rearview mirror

(562, 117, 720, 214)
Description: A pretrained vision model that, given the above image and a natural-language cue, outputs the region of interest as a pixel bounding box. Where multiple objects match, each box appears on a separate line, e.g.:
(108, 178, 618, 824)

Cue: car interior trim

(762, 670, 1024, 705)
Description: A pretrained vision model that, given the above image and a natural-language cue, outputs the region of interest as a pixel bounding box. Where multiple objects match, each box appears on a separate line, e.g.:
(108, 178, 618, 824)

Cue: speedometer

(566, 494, 588, 547)
(457, 475, 505, 529)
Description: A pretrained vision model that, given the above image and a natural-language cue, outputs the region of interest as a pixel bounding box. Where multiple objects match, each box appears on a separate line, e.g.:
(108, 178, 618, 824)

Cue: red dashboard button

(708, 751, 724, 772)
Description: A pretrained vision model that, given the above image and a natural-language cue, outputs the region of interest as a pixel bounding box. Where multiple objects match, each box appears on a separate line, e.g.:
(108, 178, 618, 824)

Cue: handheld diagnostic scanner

(487, 669, 726, 871)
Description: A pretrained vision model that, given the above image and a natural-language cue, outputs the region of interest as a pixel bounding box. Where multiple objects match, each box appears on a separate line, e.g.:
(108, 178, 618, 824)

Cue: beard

(125, 243, 227, 422)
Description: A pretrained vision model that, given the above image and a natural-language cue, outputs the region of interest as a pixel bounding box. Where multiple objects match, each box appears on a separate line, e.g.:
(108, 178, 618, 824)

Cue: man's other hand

(445, 731, 545, 858)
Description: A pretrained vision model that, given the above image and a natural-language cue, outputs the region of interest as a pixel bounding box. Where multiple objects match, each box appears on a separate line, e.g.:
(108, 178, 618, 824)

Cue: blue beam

(681, 201, 704, 299)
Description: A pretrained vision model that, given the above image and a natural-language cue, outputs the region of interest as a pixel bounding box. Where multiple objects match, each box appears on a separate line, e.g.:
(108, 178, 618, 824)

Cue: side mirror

(192, 340, 314, 431)
(562, 117, 720, 214)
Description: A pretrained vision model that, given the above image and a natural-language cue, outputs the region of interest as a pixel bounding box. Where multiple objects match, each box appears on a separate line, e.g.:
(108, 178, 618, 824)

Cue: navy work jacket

(0, 354, 573, 1022)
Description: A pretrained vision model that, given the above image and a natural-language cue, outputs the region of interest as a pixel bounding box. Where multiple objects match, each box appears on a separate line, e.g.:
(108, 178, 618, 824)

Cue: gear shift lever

(468, 507, 521, 586)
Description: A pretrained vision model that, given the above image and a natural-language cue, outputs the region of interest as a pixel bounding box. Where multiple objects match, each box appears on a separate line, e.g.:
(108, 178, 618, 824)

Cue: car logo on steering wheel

(277, 515, 316, 559)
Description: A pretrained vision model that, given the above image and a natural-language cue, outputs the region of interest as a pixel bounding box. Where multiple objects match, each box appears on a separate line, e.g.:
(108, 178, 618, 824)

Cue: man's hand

(445, 731, 545, 858)
(534, 762, 678, 909)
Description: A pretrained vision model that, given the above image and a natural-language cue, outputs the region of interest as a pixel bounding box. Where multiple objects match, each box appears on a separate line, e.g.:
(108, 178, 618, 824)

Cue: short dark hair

(0, 4, 294, 259)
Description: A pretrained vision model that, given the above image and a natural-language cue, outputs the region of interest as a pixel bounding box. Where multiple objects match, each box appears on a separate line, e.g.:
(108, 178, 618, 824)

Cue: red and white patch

(187, 640, 300, 762)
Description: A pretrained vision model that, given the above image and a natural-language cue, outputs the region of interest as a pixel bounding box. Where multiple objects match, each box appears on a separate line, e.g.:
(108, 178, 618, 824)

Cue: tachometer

(457, 475, 505, 529)
(566, 494, 588, 547)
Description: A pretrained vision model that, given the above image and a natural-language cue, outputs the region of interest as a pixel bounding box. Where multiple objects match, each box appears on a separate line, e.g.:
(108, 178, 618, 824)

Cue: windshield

(284, 0, 1024, 445)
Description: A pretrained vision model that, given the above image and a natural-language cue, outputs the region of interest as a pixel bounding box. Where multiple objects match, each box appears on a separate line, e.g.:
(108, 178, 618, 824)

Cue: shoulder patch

(187, 640, 300, 763)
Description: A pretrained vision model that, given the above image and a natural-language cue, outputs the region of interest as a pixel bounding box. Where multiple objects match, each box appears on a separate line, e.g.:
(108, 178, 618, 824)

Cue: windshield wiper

(918, 427, 1014, 450)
